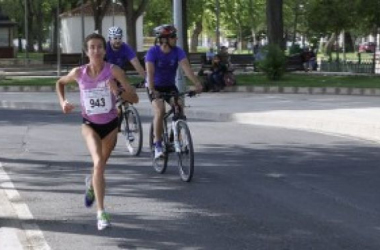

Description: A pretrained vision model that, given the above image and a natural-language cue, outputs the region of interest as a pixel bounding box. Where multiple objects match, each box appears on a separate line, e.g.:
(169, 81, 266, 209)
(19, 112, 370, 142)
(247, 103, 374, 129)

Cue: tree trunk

(25, 0, 34, 52)
(344, 32, 354, 52)
(51, 6, 58, 53)
(182, 0, 189, 53)
(324, 33, 336, 61)
(292, 1, 300, 46)
(90, 0, 111, 35)
(266, 0, 284, 49)
(119, 0, 149, 51)
(34, 2, 44, 52)
(190, 21, 202, 52)
(335, 30, 340, 62)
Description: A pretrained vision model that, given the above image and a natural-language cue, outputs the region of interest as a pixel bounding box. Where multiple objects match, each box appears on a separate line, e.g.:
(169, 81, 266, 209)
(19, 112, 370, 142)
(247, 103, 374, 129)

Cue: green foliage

(143, 0, 172, 36)
(307, 0, 357, 35)
(289, 44, 302, 54)
(257, 44, 286, 80)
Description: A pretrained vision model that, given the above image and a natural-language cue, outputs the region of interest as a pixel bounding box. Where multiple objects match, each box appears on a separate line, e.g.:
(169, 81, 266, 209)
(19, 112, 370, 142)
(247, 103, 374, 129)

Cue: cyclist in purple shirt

(105, 26, 145, 78)
(145, 24, 202, 159)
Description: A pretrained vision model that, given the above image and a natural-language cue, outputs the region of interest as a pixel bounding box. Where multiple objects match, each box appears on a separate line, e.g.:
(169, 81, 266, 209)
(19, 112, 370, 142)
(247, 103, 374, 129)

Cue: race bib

(83, 86, 112, 115)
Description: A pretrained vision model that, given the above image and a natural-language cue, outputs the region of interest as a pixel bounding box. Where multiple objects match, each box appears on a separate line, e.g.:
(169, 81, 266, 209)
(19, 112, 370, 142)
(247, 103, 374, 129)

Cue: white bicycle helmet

(108, 26, 123, 38)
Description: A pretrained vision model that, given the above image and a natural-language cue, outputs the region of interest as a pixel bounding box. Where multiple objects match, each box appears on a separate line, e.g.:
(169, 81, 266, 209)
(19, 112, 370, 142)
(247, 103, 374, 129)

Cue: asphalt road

(2, 108, 380, 249)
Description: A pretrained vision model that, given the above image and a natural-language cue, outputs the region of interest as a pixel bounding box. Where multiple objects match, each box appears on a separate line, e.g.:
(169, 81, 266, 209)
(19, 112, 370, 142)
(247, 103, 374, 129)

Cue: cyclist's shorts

(147, 85, 179, 103)
(83, 117, 119, 139)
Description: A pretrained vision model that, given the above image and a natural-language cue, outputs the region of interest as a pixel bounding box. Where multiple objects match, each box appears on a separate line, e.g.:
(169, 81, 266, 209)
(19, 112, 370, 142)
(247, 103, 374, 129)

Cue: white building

(59, 2, 143, 53)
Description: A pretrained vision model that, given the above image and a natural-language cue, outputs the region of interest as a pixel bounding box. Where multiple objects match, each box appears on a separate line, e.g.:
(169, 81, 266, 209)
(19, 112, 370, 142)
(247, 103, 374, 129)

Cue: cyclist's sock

(155, 140, 162, 148)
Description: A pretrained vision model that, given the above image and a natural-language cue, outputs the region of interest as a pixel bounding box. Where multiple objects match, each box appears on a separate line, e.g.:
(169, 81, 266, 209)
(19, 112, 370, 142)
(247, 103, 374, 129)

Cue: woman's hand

(61, 99, 75, 114)
(108, 79, 119, 96)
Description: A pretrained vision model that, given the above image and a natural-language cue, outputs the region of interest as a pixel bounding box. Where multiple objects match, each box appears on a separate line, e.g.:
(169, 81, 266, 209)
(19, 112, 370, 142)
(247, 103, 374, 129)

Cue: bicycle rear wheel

(149, 122, 168, 174)
(175, 120, 194, 182)
(121, 105, 143, 156)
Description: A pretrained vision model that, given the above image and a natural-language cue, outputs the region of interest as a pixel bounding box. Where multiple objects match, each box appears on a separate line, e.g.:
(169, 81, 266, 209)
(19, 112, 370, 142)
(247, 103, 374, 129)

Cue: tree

(118, 0, 148, 50)
(187, 0, 205, 52)
(143, 0, 171, 36)
(89, 0, 112, 35)
(266, 0, 284, 49)
(307, 0, 357, 60)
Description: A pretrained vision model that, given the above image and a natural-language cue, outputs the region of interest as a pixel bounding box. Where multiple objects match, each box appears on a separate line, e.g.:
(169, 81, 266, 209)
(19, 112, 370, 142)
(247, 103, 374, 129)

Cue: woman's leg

(82, 125, 117, 211)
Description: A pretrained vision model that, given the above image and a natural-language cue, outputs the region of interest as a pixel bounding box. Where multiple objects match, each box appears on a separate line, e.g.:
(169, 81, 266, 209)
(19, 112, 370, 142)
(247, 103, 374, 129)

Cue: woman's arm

(111, 65, 139, 104)
(56, 67, 78, 113)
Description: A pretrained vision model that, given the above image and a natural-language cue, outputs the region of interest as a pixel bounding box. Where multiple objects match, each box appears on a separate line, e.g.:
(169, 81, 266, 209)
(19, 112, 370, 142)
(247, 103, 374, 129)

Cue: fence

(319, 59, 375, 74)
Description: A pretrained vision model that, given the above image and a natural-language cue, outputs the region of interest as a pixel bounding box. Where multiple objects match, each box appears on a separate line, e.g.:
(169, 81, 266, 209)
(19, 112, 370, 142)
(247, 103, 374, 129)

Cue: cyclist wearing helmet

(145, 24, 202, 159)
(106, 26, 145, 78)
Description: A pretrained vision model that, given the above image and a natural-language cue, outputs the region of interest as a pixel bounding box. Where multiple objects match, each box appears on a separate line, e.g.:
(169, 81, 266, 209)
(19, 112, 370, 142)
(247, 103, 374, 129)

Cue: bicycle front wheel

(149, 122, 168, 174)
(121, 105, 143, 156)
(175, 120, 194, 182)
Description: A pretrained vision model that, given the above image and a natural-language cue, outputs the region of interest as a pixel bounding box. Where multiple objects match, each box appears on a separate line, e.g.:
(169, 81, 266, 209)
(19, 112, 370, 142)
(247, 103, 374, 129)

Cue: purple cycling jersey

(145, 45, 186, 87)
(106, 41, 136, 70)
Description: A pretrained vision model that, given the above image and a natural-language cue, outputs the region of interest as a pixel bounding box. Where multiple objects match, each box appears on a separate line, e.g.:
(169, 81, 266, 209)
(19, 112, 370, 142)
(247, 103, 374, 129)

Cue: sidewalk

(2, 91, 380, 144)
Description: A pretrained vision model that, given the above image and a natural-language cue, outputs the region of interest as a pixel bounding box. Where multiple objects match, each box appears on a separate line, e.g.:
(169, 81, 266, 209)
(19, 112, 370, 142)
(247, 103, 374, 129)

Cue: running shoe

(84, 175, 95, 208)
(97, 212, 111, 230)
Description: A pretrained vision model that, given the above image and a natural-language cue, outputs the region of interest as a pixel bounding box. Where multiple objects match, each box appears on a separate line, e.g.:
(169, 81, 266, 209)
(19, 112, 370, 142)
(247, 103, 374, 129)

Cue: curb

(2, 85, 380, 96)
(223, 86, 380, 96)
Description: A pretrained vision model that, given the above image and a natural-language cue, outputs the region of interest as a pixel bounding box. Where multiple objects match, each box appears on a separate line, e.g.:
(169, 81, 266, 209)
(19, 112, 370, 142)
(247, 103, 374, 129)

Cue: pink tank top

(77, 63, 118, 124)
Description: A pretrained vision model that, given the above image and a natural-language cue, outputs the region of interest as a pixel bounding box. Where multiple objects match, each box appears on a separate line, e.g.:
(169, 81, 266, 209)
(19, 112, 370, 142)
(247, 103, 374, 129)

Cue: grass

(234, 73, 380, 88)
(0, 75, 144, 86)
(1, 71, 380, 89)
(16, 52, 44, 60)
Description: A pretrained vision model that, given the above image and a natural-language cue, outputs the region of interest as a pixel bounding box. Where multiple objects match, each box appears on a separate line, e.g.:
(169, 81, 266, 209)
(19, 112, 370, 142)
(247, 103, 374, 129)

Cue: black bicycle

(118, 100, 143, 156)
(148, 91, 196, 182)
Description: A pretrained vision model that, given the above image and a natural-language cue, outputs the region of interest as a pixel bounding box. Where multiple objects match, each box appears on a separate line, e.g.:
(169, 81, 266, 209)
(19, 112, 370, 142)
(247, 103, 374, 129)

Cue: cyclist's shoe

(154, 144, 164, 159)
(84, 176, 95, 208)
(97, 212, 111, 231)
(126, 141, 134, 154)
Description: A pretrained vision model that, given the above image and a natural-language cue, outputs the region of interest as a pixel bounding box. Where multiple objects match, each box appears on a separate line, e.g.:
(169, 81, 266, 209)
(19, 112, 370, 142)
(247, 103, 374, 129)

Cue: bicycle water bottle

(172, 121, 180, 152)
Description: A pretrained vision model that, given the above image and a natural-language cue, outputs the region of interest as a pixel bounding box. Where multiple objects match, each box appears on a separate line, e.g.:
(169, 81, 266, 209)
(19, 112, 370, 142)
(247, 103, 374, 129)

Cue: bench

(285, 53, 304, 71)
(43, 52, 147, 74)
(229, 54, 254, 71)
(43, 53, 87, 71)
(188, 52, 207, 66)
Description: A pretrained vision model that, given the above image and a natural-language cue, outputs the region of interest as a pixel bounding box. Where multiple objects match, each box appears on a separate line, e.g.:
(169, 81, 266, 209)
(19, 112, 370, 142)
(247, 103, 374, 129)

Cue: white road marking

(0, 162, 51, 250)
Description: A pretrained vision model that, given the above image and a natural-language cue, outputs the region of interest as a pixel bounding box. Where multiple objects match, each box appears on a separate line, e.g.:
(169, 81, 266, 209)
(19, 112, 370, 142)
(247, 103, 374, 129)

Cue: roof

(0, 7, 16, 27)
(60, 2, 125, 18)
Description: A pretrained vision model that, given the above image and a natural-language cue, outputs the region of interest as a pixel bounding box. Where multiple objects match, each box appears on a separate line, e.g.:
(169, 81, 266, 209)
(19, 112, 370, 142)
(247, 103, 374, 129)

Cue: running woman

(56, 33, 139, 230)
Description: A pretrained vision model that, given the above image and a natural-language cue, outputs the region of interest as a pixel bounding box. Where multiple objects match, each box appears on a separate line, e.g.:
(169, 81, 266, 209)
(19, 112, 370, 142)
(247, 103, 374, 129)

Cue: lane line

(0, 162, 51, 250)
